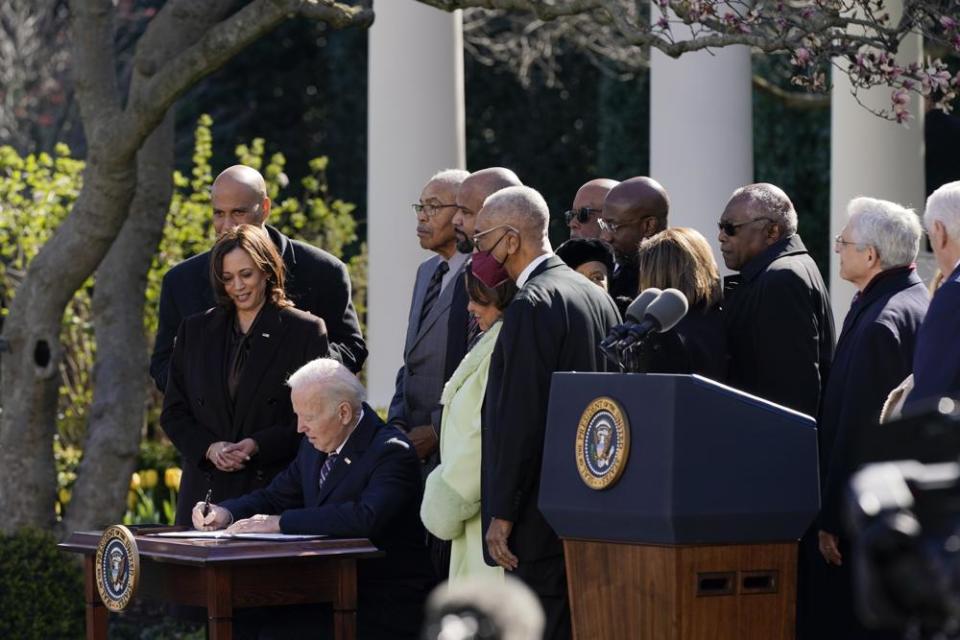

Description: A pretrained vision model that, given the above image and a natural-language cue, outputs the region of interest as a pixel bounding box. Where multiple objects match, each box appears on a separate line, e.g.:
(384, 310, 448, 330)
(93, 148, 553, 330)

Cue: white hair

(287, 358, 365, 411)
(846, 197, 922, 269)
(428, 168, 470, 189)
(481, 185, 549, 237)
(925, 181, 960, 240)
(730, 183, 798, 236)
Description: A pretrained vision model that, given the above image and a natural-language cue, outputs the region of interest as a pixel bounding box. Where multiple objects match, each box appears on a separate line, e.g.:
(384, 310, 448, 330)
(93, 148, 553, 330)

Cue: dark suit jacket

(905, 262, 960, 409)
(482, 255, 621, 565)
(610, 260, 639, 316)
(160, 303, 329, 525)
(150, 225, 366, 391)
(817, 268, 928, 534)
(628, 305, 728, 382)
(723, 234, 835, 416)
(220, 408, 432, 637)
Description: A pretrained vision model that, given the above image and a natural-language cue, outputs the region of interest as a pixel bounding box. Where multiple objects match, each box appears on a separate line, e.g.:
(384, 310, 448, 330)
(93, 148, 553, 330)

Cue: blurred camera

(847, 398, 960, 638)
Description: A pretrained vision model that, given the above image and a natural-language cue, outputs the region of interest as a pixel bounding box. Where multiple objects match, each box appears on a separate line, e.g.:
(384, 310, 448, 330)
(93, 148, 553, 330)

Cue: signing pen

(202, 489, 212, 517)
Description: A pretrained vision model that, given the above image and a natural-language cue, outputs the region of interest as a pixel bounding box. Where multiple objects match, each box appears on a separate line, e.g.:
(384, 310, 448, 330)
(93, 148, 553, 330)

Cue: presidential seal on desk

(575, 396, 630, 490)
(95, 525, 140, 612)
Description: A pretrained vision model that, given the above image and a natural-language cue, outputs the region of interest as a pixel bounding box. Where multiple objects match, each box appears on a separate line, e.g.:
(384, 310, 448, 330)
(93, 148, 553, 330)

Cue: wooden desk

(59, 529, 382, 640)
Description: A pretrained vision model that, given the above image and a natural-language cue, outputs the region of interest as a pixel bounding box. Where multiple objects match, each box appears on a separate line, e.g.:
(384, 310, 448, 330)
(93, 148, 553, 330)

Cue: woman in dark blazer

(161, 224, 330, 525)
(631, 227, 728, 381)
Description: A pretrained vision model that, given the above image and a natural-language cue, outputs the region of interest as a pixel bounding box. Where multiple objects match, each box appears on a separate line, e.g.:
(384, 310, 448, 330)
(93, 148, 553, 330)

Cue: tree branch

(68, 0, 122, 142)
(114, 0, 373, 154)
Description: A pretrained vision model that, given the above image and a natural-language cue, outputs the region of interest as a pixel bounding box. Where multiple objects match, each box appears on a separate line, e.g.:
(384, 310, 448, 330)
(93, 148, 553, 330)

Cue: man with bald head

(452, 167, 522, 253)
(600, 176, 670, 311)
(566, 178, 619, 240)
(718, 182, 834, 416)
(150, 165, 367, 391)
(474, 186, 620, 639)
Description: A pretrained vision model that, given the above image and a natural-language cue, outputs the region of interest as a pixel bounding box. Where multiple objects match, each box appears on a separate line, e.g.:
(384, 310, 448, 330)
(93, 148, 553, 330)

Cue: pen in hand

(202, 489, 212, 518)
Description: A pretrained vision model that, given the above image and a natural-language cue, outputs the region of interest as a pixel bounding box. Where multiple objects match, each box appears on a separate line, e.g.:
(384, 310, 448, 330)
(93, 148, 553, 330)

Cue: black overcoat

(161, 303, 329, 525)
(723, 234, 835, 416)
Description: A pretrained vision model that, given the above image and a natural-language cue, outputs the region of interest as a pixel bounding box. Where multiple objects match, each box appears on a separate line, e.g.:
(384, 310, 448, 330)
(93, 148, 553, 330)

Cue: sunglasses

(718, 217, 773, 237)
(564, 207, 601, 225)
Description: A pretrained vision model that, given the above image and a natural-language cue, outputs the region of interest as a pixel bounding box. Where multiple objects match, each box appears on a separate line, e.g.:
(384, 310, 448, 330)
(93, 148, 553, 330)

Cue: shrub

(0, 529, 84, 639)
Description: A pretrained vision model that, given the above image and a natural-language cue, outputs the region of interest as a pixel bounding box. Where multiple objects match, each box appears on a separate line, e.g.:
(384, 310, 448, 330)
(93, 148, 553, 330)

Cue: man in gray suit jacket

(388, 169, 471, 462)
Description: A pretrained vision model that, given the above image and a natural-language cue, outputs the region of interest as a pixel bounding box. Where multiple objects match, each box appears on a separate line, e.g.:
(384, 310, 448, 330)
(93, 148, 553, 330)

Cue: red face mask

(471, 231, 512, 288)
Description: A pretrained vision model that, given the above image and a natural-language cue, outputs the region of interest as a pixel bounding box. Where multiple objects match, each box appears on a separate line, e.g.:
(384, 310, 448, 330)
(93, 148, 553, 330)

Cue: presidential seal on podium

(575, 396, 630, 490)
(95, 524, 140, 612)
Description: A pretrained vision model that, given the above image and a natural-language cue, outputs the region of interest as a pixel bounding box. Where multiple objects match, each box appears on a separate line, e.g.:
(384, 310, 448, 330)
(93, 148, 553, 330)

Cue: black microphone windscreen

(644, 288, 689, 332)
(624, 288, 662, 322)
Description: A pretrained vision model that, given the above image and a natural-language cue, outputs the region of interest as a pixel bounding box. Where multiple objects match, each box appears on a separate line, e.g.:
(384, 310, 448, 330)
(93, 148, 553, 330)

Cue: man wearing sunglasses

(566, 178, 618, 240)
(718, 182, 834, 418)
(599, 176, 671, 313)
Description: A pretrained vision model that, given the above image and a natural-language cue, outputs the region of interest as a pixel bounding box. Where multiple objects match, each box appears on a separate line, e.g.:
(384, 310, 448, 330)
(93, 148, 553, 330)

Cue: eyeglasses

(472, 224, 519, 249)
(412, 202, 459, 217)
(834, 234, 862, 248)
(564, 207, 601, 225)
(718, 217, 774, 236)
(597, 218, 622, 233)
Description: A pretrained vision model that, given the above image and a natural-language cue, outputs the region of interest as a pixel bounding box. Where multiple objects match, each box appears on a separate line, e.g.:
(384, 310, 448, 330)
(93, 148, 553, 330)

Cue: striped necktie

(318, 453, 339, 490)
(419, 261, 449, 327)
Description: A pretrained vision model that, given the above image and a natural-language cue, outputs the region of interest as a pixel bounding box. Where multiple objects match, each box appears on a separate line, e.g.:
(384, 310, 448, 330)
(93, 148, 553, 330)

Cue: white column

(830, 12, 925, 330)
(367, 2, 465, 408)
(650, 42, 753, 270)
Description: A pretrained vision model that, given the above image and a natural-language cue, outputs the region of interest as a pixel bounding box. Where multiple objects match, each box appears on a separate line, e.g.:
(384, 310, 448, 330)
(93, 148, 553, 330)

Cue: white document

(149, 531, 326, 541)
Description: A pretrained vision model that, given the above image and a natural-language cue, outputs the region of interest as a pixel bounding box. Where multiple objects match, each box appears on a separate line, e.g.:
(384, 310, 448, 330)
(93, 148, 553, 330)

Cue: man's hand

(485, 517, 518, 571)
(206, 439, 255, 472)
(818, 530, 843, 566)
(226, 514, 281, 534)
(191, 502, 232, 531)
(407, 424, 439, 460)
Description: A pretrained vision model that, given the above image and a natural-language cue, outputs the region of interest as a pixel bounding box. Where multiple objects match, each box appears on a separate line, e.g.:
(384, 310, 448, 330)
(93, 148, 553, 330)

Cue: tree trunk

(61, 114, 175, 535)
(0, 0, 372, 533)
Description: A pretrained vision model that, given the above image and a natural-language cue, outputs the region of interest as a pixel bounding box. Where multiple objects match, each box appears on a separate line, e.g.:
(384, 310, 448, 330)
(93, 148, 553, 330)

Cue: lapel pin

(261, 333, 271, 338)
(344, 457, 352, 465)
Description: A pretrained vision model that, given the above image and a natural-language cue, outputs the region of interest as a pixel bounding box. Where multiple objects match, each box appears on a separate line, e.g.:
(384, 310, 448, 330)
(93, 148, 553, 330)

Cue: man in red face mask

(474, 186, 621, 640)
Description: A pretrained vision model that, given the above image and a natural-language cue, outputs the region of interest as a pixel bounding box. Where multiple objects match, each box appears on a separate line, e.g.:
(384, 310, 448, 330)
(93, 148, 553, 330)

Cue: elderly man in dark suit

(150, 165, 366, 391)
(475, 186, 621, 639)
(719, 183, 835, 417)
(804, 197, 929, 640)
(905, 181, 960, 409)
(194, 358, 432, 639)
(599, 176, 670, 313)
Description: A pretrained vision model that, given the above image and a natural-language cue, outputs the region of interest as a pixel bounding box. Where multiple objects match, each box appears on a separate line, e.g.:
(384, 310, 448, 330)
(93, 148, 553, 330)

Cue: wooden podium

(540, 374, 820, 640)
(59, 528, 382, 640)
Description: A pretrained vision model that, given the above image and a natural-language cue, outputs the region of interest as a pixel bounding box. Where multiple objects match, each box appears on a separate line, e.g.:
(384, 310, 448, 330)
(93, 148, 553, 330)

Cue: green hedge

(0, 529, 84, 639)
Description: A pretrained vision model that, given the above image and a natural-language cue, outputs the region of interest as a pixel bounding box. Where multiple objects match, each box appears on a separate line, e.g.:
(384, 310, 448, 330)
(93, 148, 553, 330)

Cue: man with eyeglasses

(802, 197, 927, 640)
(388, 168, 472, 579)
(452, 167, 522, 253)
(718, 182, 834, 417)
(599, 176, 671, 313)
(473, 186, 620, 640)
(566, 178, 619, 240)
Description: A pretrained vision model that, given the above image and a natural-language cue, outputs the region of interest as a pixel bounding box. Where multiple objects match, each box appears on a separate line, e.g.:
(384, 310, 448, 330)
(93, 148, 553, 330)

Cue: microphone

(600, 288, 662, 350)
(625, 287, 663, 322)
(615, 288, 689, 351)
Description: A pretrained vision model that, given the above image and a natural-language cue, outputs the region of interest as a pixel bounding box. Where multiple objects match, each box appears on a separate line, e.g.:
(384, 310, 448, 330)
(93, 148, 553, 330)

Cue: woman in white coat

(421, 269, 517, 582)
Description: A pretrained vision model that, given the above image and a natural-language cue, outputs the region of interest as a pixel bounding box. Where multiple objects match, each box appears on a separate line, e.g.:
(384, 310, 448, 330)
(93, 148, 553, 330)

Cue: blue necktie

(318, 453, 339, 490)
